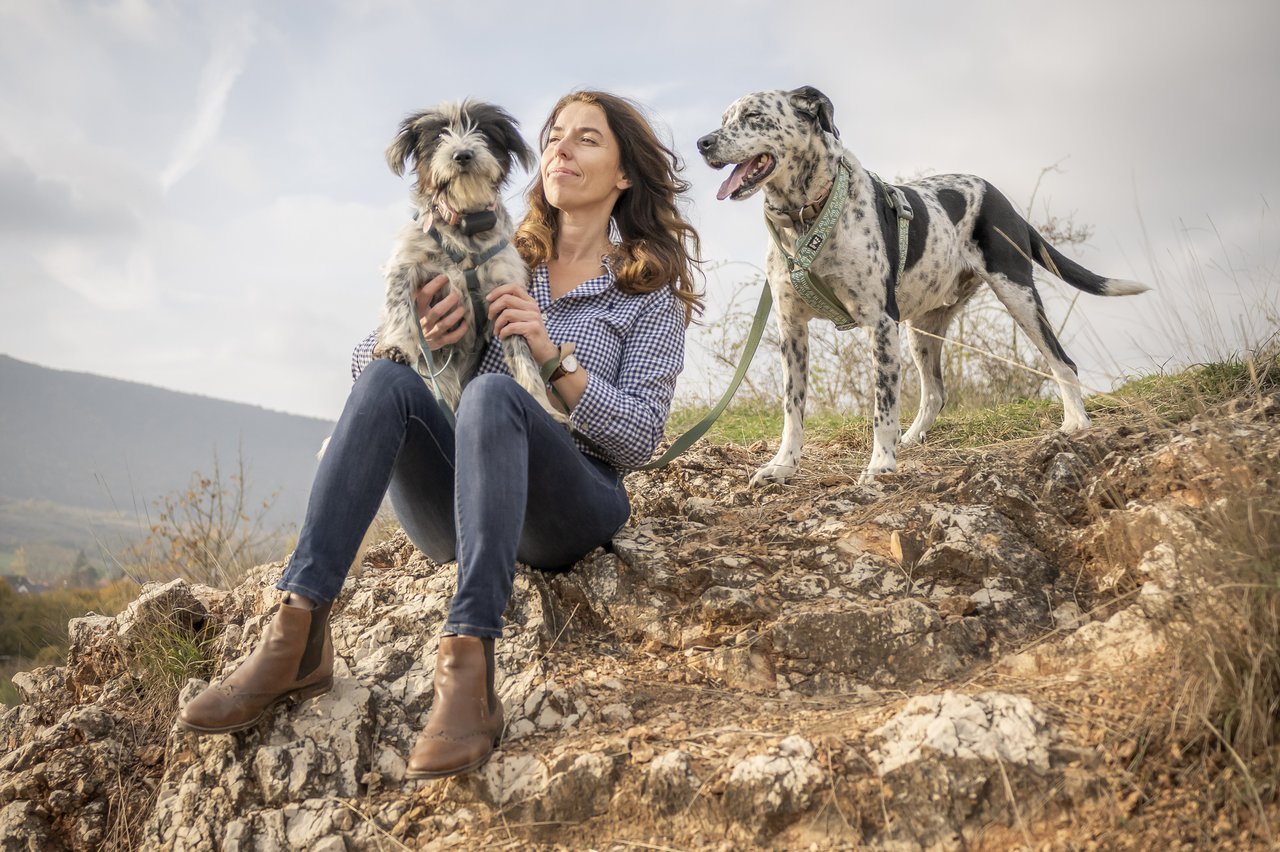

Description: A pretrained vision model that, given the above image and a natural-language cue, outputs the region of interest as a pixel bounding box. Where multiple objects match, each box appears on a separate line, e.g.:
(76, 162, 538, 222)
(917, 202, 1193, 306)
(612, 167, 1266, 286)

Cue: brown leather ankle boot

(177, 595, 334, 735)
(405, 635, 503, 778)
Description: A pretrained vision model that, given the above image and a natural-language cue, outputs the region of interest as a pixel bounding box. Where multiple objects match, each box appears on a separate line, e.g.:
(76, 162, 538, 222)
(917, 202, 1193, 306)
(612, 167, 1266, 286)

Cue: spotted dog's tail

(1028, 228, 1148, 297)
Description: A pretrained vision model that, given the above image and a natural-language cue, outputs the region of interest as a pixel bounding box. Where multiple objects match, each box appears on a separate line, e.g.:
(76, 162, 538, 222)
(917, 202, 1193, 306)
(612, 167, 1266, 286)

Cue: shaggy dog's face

(385, 101, 535, 213)
(697, 86, 838, 201)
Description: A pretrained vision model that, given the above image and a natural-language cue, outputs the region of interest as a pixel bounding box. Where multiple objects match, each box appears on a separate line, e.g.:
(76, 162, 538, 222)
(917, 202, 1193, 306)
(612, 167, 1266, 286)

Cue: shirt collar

(536, 217, 623, 302)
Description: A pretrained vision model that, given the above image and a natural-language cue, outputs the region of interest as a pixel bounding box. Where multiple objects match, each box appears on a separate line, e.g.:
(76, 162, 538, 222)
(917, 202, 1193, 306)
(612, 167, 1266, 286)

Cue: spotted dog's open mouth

(713, 153, 775, 201)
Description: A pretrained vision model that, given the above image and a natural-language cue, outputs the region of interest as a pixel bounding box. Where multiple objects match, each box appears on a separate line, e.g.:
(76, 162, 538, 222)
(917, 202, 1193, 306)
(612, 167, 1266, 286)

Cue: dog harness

(765, 158, 913, 330)
(403, 222, 510, 422)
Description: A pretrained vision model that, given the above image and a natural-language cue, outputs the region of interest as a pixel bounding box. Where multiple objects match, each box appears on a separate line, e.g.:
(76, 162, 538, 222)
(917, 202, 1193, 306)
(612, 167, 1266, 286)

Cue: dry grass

(116, 606, 219, 728)
(1155, 481, 1280, 840)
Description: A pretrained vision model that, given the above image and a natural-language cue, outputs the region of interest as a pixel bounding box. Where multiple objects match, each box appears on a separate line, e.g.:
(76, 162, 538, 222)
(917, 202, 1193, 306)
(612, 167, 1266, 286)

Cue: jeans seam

(442, 621, 502, 638)
(276, 578, 330, 605)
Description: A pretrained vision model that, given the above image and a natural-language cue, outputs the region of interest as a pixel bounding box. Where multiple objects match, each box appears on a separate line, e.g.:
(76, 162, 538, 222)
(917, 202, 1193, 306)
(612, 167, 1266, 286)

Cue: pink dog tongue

(716, 160, 753, 201)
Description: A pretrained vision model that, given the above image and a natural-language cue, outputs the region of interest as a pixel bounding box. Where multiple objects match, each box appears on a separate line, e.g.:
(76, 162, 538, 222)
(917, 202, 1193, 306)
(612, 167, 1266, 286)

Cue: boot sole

(404, 736, 502, 780)
(177, 677, 334, 736)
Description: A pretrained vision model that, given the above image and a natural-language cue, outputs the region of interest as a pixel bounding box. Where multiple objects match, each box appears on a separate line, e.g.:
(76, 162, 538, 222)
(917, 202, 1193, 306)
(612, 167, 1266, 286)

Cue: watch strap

(541, 342, 577, 383)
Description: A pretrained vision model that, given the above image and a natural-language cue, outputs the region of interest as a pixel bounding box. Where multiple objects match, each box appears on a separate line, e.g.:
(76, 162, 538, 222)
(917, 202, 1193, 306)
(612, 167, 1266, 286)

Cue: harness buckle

(885, 185, 914, 221)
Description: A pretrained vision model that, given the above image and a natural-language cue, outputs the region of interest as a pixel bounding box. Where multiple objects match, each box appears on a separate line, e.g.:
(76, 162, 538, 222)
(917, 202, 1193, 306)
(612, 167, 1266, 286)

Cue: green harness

(765, 159, 913, 328)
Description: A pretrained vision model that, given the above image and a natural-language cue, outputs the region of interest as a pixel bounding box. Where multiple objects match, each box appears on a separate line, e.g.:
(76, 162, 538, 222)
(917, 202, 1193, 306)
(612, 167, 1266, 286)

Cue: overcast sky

(2, 0, 1276, 420)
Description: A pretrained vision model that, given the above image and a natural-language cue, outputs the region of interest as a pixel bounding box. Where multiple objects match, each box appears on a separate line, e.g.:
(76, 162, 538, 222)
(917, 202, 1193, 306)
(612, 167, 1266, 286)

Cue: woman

(178, 91, 703, 779)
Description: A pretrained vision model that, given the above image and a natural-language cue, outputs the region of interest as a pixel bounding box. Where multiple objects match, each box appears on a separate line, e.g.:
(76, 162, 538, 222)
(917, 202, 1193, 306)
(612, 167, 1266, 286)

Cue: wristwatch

(542, 342, 580, 383)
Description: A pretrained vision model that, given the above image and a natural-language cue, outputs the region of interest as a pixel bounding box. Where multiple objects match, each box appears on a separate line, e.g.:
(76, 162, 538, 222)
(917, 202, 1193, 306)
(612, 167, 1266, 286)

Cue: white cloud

(160, 13, 255, 193)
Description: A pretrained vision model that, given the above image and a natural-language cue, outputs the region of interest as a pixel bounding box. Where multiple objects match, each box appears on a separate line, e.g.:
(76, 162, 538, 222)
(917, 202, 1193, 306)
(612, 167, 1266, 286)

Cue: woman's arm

(568, 289, 686, 468)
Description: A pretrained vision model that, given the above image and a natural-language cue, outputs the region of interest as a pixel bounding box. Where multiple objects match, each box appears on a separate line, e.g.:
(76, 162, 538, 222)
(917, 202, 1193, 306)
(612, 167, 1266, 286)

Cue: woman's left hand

(487, 284, 558, 364)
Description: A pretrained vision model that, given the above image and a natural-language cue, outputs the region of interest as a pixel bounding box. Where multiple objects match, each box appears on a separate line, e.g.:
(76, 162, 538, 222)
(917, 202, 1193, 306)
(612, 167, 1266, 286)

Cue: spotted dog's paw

(858, 456, 897, 485)
(749, 463, 796, 488)
(900, 426, 926, 446)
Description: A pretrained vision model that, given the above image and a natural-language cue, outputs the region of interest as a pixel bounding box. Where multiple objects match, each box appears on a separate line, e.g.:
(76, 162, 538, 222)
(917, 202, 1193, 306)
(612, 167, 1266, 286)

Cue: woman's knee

(350, 358, 431, 416)
(456, 374, 526, 427)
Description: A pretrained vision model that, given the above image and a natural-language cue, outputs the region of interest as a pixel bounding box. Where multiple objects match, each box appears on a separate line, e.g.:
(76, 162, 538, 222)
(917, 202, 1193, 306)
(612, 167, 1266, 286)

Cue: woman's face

(541, 101, 631, 215)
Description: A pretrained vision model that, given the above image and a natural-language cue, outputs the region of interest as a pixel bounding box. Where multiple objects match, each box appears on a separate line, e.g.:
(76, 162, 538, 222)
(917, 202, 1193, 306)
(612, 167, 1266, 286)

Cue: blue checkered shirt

(351, 229, 686, 469)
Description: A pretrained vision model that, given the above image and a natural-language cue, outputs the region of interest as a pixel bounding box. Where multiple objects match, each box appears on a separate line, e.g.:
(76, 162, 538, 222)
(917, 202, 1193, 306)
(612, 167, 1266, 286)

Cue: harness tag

(806, 233, 825, 252)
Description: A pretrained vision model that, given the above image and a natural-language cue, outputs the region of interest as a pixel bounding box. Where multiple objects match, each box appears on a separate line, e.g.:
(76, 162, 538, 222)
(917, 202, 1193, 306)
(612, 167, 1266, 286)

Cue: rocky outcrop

(1, 391, 1276, 849)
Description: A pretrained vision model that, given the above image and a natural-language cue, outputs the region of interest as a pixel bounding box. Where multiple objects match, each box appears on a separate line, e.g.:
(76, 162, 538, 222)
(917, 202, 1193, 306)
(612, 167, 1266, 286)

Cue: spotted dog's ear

(787, 86, 839, 139)
(386, 108, 450, 176)
(465, 101, 537, 179)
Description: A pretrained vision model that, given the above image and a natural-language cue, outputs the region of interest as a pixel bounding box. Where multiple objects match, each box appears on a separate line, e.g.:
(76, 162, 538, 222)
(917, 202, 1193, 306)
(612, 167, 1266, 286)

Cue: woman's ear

(617, 174, 633, 191)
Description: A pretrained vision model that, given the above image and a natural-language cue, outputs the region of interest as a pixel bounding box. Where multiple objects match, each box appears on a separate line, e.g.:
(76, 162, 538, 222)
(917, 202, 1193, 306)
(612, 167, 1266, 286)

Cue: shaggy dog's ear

(466, 101, 536, 179)
(386, 109, 450, 176)
(788, 86, 839, 139)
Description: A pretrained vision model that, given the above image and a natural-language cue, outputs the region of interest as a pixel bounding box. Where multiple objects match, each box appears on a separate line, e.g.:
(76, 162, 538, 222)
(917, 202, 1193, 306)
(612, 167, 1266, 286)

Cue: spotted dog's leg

(750, 315, 809, 487)
(901, 304, 961, 446)
(863, 313, 902, 480)
(983, 273, 1090, 432)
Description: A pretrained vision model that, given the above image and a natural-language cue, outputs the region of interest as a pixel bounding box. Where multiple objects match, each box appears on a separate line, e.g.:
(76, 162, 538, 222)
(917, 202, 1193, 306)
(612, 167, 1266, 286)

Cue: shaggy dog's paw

(749, 464, 796, 487)
(373, 344, 413, 366)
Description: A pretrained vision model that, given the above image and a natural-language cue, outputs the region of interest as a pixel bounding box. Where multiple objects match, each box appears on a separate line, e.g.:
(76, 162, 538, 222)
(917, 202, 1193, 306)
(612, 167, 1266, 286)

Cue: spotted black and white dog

(376, 100, 564, 422)
(698, 86, 1147, 485)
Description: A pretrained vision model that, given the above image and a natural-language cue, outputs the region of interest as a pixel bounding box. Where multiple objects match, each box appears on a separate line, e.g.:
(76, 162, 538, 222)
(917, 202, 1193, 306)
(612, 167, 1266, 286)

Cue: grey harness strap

(401, 225, 511, 425)
(426, 224, 510, 296)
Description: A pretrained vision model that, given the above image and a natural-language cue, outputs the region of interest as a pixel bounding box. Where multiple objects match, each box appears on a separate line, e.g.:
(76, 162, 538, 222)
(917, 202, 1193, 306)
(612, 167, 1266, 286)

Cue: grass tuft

(117, 607, 219, 727)
(667, 343, 1280, 454)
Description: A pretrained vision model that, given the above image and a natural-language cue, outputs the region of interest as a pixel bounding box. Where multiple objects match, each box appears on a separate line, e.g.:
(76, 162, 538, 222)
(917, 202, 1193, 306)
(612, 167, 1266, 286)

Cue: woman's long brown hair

(514, 91, 704, 324)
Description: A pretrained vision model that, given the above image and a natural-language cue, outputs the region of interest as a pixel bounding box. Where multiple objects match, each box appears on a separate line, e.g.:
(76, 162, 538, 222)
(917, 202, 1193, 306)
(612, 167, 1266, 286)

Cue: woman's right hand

(415, 274, 468, 350)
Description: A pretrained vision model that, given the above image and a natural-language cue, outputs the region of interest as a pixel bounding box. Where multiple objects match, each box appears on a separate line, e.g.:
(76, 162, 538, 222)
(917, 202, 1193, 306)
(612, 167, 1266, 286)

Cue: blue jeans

(276, 359, 631, 638)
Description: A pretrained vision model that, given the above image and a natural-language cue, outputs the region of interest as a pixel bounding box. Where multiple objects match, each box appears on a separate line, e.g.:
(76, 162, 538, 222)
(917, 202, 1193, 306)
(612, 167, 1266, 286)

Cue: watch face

(562, 354, 580, 373)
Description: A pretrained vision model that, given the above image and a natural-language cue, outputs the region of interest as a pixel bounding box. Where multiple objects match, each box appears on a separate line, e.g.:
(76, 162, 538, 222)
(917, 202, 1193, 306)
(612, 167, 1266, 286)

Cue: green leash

(409, 226, 779, 472)
(634, 281, 773, 470)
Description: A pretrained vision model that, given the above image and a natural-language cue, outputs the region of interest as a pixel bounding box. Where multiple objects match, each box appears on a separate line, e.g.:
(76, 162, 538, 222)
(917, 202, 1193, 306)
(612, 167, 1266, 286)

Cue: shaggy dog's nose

(453, 150, 474, 164)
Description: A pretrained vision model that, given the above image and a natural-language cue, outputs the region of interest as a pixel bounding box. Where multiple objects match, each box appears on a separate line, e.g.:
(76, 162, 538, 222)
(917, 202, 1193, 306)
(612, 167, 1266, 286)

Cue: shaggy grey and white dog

(376, 100, 563, 421)
(698, 85, 1147, 485)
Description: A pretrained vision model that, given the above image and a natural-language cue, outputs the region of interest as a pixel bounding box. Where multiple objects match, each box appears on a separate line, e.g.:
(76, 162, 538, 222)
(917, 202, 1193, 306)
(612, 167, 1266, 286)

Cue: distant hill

(0, 355, 335, 567)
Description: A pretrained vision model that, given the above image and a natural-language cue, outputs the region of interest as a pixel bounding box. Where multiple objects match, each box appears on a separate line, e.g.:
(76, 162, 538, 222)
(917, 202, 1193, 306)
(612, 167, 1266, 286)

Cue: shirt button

(541, 312, 549, 323)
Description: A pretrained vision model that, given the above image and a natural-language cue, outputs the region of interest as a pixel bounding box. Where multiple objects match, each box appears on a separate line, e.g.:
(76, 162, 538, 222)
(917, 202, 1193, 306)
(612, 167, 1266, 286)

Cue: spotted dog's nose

(695, 134, 718, 154)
